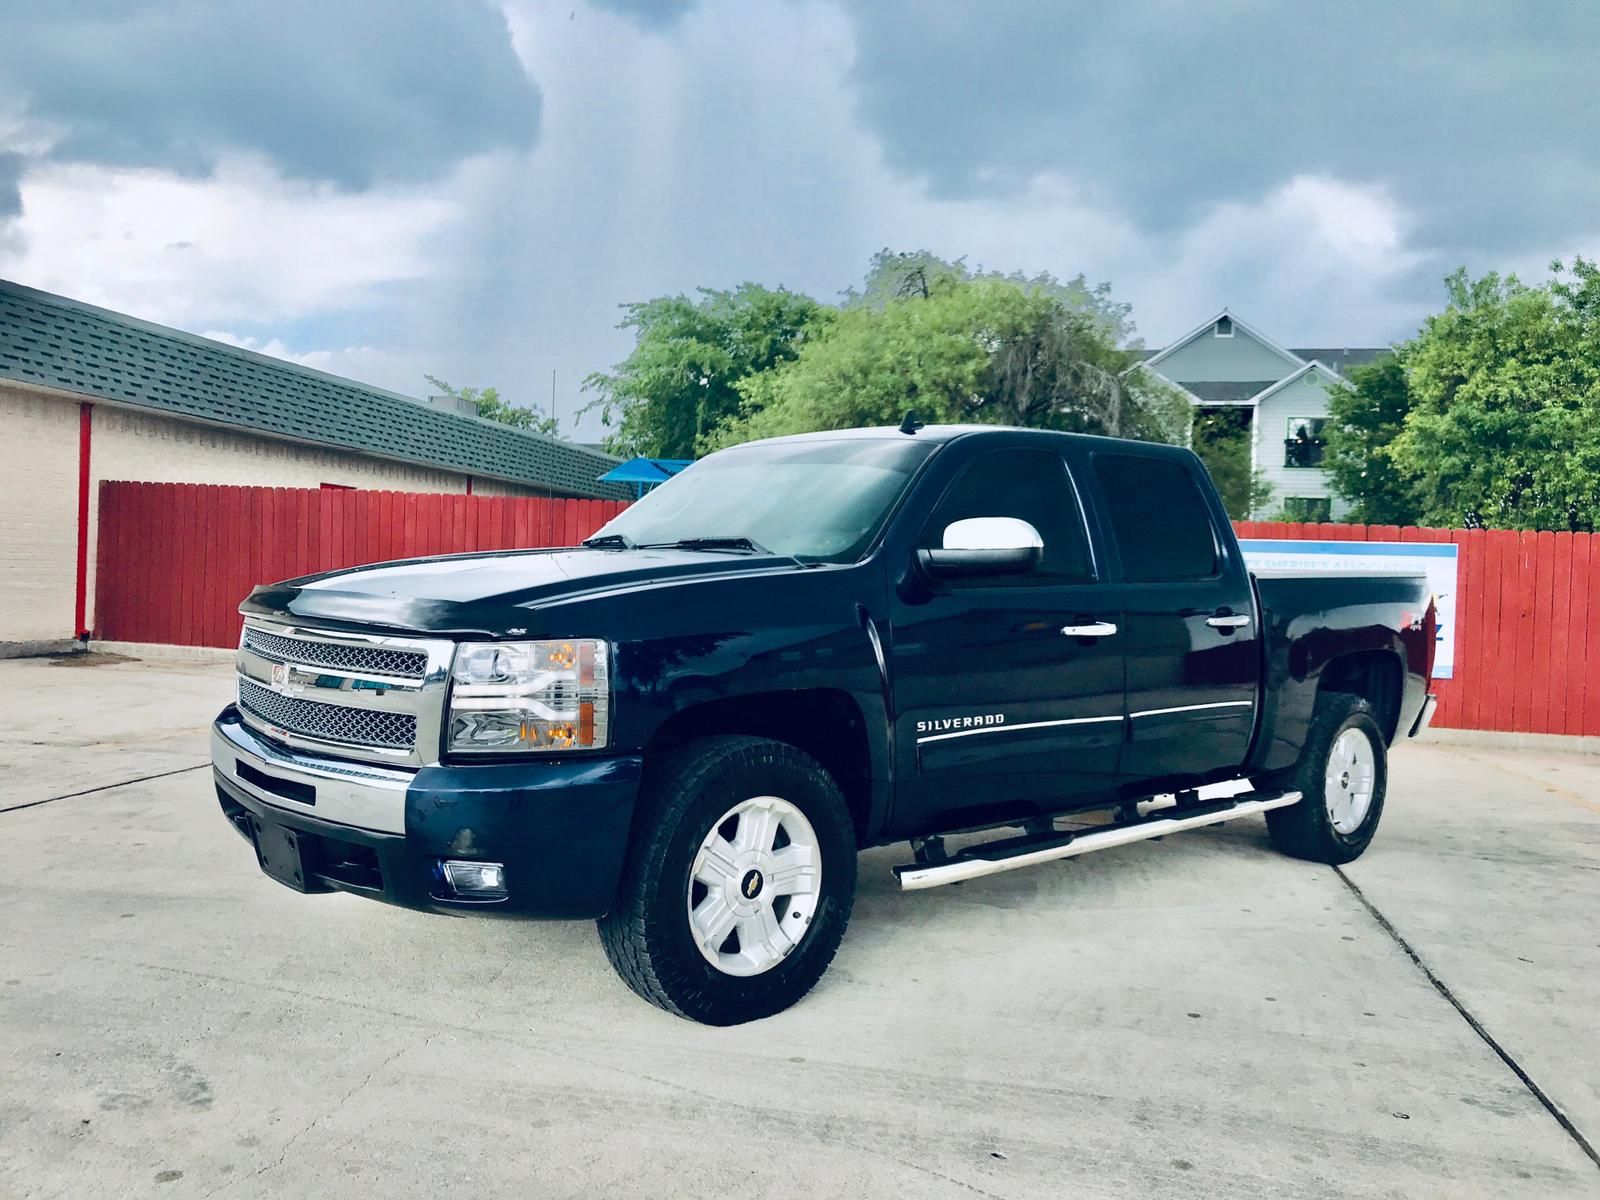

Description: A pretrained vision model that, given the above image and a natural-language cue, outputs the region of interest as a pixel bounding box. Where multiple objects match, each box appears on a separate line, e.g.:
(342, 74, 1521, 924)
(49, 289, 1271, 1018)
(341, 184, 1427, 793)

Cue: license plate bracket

(251, 816, 315, 892)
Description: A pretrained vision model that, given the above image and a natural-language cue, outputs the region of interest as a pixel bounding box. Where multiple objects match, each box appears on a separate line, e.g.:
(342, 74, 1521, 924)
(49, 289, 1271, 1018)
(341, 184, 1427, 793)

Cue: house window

(1284, 417, 1326, 467)
(1214, 315, 1234, 338)
(1283, 496, 1332, 523)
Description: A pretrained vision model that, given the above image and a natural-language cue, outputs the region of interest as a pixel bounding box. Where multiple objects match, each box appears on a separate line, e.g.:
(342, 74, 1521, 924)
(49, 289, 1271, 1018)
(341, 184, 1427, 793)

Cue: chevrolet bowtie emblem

(269, 662, 302, 695)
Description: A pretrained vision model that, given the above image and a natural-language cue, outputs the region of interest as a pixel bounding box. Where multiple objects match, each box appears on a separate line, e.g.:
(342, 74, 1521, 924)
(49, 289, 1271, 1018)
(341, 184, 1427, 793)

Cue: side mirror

(918, 517, 1043, 580)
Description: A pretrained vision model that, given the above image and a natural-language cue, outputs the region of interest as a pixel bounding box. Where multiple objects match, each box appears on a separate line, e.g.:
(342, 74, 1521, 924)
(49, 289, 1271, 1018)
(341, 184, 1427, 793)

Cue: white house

(1134, 311, 1388, 520)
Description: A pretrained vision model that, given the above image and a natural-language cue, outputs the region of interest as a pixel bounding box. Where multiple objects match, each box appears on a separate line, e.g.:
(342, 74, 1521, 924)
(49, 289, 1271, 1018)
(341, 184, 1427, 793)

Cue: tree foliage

(580, 285, 829, 458)
(1322, 355, 1416, 525)
(1191, 407, 1273, 521)
(582, 252, 1177, 459)
(711, 272, 1186, 449)
(1387, 259, 1600, 530)
(425, 375, 558, 437)
(843, 248, 1135, 345)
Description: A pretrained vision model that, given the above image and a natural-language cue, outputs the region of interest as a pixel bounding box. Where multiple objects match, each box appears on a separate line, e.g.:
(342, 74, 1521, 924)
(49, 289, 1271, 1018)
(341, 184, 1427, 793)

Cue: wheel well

(1319, 651, 1403, 743)
(645, 690, 874, 843)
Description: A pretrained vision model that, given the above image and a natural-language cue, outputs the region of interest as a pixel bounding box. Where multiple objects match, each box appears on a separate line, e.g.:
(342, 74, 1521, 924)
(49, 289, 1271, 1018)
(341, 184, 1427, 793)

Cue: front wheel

(1265, 691, 1387, 865)
(597, 735, 858, 1025)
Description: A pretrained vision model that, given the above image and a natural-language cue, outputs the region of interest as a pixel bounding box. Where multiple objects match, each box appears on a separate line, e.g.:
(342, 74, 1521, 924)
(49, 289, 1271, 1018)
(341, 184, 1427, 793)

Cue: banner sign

(1239, 539, 1458, 679)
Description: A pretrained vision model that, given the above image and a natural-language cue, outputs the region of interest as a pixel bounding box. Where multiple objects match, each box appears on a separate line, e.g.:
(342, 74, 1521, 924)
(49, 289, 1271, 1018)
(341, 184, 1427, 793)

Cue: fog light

(442, 860, 507, 897)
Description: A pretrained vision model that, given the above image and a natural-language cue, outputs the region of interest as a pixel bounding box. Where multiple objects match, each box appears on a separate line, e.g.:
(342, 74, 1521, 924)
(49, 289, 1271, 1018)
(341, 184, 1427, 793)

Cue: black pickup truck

(211, 425, 1437, 1024)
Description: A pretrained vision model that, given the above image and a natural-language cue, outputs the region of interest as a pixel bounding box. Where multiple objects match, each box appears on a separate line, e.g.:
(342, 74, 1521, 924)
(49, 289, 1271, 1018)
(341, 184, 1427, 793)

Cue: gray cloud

(590, 0, 698, 29)
(0, 0, 539, 189)
(838, 1, 1600, 256)
(0, 154, 21, 217)
(6, 0, 1597, 449)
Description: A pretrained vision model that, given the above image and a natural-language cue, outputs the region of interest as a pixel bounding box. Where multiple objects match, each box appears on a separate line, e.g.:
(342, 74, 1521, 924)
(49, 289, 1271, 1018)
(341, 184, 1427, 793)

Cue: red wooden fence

(94, 482, 627, 650)
(1236, 521, 1599, 736)
(92, 483, 1600, 737)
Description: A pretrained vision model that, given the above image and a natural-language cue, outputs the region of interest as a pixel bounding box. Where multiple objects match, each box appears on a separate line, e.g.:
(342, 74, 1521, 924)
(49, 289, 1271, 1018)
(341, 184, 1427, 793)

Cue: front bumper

(212, 706, 643, 918)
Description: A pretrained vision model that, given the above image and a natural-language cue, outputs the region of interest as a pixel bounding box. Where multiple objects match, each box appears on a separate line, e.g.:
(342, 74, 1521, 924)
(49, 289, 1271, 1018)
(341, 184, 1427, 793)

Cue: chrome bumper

(211, 713, 414, 834)
(1409, 693, 1438, 738)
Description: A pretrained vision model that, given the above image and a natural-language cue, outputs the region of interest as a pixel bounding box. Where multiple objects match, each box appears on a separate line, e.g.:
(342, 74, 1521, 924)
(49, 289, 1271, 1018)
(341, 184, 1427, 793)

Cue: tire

(1265, 691, 1387, 865)
(597, 735, 858, 1025)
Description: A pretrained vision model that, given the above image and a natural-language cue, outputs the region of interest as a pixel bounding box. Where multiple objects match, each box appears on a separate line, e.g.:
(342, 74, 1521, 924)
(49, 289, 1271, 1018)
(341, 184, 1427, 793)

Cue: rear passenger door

(1086, 450, 1260, 787)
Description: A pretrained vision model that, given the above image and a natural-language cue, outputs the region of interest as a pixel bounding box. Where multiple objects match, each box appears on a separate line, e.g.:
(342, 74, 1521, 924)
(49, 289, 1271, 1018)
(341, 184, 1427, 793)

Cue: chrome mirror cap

(919, 517, 1044, 580)
(941, 516, 1043, 552)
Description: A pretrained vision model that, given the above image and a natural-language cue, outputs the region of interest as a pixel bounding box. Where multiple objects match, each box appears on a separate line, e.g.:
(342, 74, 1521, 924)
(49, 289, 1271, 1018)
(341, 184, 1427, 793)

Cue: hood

(239, 547, 807, 637)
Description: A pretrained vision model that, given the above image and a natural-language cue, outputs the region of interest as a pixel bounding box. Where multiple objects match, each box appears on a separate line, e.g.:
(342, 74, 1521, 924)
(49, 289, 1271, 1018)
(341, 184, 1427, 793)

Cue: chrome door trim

(916, 714, 1124, 745)
(1130, 700, 1254, 719)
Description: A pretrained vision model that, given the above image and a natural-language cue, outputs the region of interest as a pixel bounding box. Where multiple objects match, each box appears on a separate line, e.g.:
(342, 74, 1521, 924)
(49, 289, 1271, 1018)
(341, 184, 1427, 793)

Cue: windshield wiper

(645, 535, 772, 555)
(581, 533, 636, 550)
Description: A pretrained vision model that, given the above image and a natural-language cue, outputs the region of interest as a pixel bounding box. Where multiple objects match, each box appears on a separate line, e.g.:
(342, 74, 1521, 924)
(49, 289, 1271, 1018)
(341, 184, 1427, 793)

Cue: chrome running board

(894, 790, 1302, 891)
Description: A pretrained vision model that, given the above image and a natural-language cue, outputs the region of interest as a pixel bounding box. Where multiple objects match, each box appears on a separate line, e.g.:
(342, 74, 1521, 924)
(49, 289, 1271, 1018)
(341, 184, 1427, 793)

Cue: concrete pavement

(1, 655, 1597, 1198)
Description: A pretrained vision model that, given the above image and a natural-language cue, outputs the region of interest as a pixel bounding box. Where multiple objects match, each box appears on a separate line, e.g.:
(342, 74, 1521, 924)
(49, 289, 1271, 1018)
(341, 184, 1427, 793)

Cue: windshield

(591, 438, 936, 563)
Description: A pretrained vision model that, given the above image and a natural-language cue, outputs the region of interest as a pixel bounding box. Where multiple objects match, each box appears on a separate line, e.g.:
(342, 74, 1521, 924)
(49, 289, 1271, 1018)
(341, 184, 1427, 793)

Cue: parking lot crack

(248, 1036, 427, 1182)
(0, 762, 209, 815)
(1334, 866, 1600, 1173)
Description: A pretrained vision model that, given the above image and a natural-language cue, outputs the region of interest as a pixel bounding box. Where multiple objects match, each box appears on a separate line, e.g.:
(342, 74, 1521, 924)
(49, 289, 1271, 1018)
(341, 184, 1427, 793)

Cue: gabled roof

(1140, 308, 1306, 374)
(0, 279, 627, 500)
(1248, 359, 1343, 405)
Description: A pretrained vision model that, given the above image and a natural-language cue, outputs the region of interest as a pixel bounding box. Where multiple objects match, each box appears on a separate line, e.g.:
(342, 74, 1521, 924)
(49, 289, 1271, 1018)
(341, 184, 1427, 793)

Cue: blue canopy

(597, 457, 693, 487)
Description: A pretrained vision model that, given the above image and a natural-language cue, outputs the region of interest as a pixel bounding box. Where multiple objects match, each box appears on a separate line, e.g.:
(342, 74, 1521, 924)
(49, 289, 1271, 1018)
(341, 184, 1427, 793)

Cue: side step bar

(893, 790, 1302, 891)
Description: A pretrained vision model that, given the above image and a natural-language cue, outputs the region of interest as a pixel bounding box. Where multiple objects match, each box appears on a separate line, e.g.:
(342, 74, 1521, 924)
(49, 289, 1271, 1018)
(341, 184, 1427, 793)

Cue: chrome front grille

(238, 679, 418, 750)
(235, 618, 454, 765)
(243, 626, 428, 680)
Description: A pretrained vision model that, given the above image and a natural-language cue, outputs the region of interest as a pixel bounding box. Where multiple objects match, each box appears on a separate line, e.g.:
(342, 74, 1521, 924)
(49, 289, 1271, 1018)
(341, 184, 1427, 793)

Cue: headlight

(447, 639, 610, 754)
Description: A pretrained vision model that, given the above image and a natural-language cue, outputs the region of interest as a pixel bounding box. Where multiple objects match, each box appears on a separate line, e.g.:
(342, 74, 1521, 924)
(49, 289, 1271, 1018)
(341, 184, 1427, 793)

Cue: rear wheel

(1266, 691, 1387, 865)
(597, 735, 857, 1025)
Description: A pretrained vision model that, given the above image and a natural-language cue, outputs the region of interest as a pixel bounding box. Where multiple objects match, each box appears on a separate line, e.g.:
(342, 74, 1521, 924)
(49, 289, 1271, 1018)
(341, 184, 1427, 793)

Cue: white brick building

(0, 280, 622, 653)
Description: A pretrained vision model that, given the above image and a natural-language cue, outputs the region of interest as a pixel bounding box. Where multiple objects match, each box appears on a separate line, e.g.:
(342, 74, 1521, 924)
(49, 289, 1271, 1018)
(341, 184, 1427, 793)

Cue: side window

(1093, 454, 1219, 583)
(921, 449, 1093, 585)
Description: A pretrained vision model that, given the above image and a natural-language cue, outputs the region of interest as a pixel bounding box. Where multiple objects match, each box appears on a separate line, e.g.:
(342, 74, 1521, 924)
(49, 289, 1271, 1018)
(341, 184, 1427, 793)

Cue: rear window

(1092, 454, 1219, 582)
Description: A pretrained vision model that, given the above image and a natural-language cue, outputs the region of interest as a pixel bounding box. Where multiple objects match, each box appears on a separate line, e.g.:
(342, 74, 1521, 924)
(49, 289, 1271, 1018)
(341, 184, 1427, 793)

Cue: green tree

(844, 248, 1135, 345)
(1323, 354, 1417, 525)
(424, 375, 558, 437)
(581, 285, 829, 458)
(712, 274, 1187, 450)
(1389, 259, 1600, 530)
(1191, 407, 1273, 520)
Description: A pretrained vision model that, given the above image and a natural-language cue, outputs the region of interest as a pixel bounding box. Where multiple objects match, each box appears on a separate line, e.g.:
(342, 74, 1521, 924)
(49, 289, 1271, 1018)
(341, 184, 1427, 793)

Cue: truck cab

(880, 429, 1263, 832)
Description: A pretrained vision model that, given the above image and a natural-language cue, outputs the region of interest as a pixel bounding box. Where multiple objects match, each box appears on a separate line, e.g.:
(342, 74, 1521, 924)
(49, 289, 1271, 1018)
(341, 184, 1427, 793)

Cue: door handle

(1206, 614, 1251, 630)
(1061, 621, 1118, 638)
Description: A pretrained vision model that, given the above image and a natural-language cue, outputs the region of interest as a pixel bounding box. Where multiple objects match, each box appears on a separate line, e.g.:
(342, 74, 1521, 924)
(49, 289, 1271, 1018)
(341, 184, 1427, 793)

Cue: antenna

(899, 410, 924, 435)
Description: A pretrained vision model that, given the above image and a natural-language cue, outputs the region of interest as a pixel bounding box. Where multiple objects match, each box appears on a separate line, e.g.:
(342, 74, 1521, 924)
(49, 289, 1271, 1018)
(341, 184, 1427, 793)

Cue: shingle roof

(1180, 380, 1281, 403)
(1289, 347, 1390, 372)
(0, 279, 626, 500)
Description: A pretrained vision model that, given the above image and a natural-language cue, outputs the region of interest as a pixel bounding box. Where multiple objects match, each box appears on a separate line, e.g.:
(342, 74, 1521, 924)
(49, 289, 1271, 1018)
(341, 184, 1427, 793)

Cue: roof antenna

(899, 410, 924, 435)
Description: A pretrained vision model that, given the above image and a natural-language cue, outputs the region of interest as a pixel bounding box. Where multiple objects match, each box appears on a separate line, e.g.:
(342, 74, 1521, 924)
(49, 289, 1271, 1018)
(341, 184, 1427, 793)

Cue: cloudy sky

(1, 0, 1595, 438)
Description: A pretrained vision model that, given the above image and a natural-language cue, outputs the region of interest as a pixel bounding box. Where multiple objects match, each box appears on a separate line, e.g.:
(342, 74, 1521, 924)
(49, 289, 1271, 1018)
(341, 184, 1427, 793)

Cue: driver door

(887, 446, 1126, 835)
